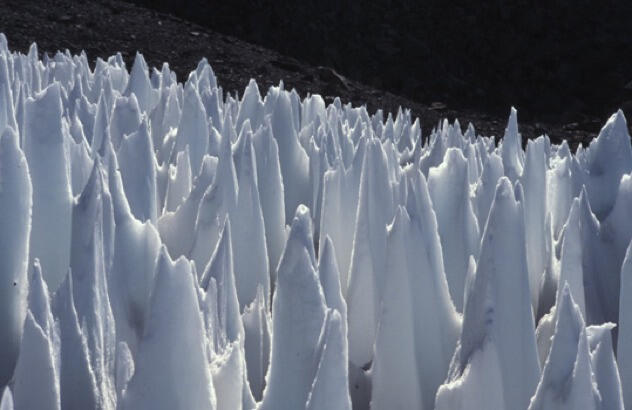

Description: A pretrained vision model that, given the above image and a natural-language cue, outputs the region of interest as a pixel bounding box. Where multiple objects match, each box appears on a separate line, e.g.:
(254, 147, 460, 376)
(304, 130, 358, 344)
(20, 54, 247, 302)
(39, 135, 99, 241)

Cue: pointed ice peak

(233, 126, 254, 175)
(122, 246, 217, 410)
(599, 109, 629, 145)
(458, 175, 539, 408)
(504, 107, 519, 141)
(581, 110, 632, 219)
(53, 269, 100, 410)
(176, 79, 208, 173)
(318, 236, 347, 323)
(200, 217, 243, 344)
(125, 52, 153, 113)
(231, 126, 270, 310)
(586, 322, 624, 410)
(0, 125, 32, 387)
(558, 198, 586, 315)
(586, 322, 616, 350)
(237, 79, 264, 131)
(109, 93, 142, 149)
(556, 283, 585, 352)
(76, 157, 101, 209)
(0, 53, 17, 134)
(528, 283, 602, 410)
(0, 388, 13, 410)
(12, 310, 61, 410)
(26, 82, 63, 139)
(618, 240, 632, 408)
(285, 204, 317, 270)
(0, 33, 8, 52)
(428, 147, 479, 312)
(163, 147, 192, 212)
(190, 129, 237, 269)
(259, 214, 326, 410)
(578, 185, 597, 225)
(196, 58, 217, 91)
(92, 92, 110, 155)
(371, 206, 424, 410)
(501, 107, 524, 182)
(107, 150, 134, 223)
(117, 117, 157, 222)
(305, 309, 352, 410)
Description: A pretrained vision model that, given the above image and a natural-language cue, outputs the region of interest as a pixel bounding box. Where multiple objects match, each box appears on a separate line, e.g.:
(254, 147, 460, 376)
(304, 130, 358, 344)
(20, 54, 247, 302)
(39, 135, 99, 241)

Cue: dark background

(1, 0, 630, 145)
(128, 0, 632, 123)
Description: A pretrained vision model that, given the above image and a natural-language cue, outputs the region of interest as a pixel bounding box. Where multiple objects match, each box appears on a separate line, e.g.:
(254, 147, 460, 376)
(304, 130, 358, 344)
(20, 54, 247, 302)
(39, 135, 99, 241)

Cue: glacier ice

(0, 127, 31, 386)
(528, 285, 602, 410)
(0, 35, 630, 409)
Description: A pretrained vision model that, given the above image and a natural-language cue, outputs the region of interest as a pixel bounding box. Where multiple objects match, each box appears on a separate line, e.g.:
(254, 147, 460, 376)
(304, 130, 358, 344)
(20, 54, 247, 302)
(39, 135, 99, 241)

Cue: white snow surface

(0, 35, 630, 409)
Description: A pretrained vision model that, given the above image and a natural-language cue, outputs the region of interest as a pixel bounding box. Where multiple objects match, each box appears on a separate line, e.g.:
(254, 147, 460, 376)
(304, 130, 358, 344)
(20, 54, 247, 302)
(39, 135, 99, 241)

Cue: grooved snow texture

(0, 34, 630, 410)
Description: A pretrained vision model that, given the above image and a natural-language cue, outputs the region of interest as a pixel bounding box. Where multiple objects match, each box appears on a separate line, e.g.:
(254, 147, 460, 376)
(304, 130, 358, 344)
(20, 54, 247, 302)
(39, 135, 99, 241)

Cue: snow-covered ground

(0, 34, 631, 409)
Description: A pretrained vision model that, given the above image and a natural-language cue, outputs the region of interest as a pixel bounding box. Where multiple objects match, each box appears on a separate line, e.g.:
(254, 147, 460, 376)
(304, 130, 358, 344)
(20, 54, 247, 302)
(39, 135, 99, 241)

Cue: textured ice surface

(0, 35, 629, 409)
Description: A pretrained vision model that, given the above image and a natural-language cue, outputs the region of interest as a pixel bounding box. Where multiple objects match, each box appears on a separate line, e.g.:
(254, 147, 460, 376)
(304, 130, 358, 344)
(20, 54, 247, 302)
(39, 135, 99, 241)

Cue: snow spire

(618, 240, 632, 408)
(457, 177, 540, 409)
(318, 236, 348, 335)
(347, 139, 393, 367)
(163, 148, 192, 213)
(269, 86, 310, 221)
(528, 284, 602, 410)
(191, 127, 238, 271)
(371, 206, 424, 410)
(405, 168, 461, 409)
(158, 154, 215, 259)
(259, 206, 326, 410)
(0, 388, 13, 410)
(122, 248, 216, 410)
(109, 94, 141, 150)
(236, 79, 264, 132)
(521, 137, 548, 311)
(12, 312, 61, 410)
(200, 218, 244, 344)
(69, 160, 117, 409)
(305, 309, 352, 410)
(53, 271, 99, 410)
(586, 323, 624, 410)
(117, 117, 158, 222)
(252, 120, 286, 284)
(428, 147, 480, 312)
(108, 159, 162, 354)
(0, 127, 31, 386)
(24, 82, 72, 292)
(579, 110, 632, 220)
(474, 151, 503, 232)
(501, 106, 524, 182)
(232, 131, 270, 310)
(92, 92, 111, 156)
(558, 198, 586, 316)
(577, 186, 617, 326)
(0, 54, 17, 134)
(175, 80, 209, 174)
(124, 53, 154, 114)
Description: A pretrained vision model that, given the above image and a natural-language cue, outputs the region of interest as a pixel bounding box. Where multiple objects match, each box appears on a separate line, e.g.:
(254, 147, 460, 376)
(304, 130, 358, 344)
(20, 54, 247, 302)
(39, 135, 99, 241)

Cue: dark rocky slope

(1, 0, 628, 146)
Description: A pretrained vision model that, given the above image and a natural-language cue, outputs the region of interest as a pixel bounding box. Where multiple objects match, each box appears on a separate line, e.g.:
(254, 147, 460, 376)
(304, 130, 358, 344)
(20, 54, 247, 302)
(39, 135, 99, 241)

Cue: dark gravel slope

(0, 0, 624, 147)
(129, 0, 632, 124)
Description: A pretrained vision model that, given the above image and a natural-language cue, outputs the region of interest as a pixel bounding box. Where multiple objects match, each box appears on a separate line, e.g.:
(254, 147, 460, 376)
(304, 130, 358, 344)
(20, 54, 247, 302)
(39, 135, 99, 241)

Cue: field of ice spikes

(0, 33, 631, 410)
